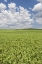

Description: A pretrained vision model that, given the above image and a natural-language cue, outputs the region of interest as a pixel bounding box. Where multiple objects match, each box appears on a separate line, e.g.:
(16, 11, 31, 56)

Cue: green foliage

(0, 30, 42, 64)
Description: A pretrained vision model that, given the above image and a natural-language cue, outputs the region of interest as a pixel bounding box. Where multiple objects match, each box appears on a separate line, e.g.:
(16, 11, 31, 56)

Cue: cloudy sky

(0, 0, 42, 29)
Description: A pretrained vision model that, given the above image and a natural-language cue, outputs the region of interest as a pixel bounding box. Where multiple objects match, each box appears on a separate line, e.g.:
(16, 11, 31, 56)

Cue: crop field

(0, 29, 42, 64)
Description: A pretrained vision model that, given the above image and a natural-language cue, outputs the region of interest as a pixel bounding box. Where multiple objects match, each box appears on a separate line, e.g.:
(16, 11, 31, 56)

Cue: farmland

(0, 29, 42, 64)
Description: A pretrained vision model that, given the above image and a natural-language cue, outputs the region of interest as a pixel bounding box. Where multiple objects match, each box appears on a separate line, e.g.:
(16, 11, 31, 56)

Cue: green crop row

(0, 30, 42, 64)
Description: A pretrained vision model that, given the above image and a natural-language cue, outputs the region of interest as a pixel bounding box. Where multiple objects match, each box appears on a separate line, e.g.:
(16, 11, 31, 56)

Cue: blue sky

(0, 0, 38, 10)
(0, 0, 42, 29)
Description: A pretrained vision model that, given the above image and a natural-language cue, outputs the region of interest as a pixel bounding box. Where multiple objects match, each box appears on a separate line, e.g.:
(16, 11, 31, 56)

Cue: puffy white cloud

(32, 3, 42, 12)
(32, 0, 42, 25)
(8, 3, 16, 9)
(32, 0, 42, 12)
(0, 3, 6, 11)
(4, 0, 7, 2)
(0, 3, 34, 29)
(8, 3, 17, 13)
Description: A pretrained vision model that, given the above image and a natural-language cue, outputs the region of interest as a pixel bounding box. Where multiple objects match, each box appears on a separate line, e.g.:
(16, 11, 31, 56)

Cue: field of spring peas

(0, 29, 42, 64)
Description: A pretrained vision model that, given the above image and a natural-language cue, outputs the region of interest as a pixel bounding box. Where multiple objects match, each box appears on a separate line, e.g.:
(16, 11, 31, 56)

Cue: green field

(0, 29, 42, 64)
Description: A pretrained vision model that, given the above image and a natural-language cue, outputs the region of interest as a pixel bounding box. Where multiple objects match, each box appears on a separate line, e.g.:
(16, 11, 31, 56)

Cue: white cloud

(4, 0, 7, 2)
(32, 0, 42, 12)
(0, 3, 34, 29)
(8, 3, 16, 9)
(32, 1, 42, 25)
(0, 3, 6, 11)
(32, 3, 42, 12)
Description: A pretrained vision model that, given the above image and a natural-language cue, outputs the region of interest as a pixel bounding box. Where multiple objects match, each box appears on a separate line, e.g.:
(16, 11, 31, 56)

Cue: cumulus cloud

(32, 0, 42, 25)
(8, 3, 16, 9)
(32, 3, 42, 12)
(0, 3, 34, 29)
(0, 3, 6, 11)
(32, 0, 42, 12)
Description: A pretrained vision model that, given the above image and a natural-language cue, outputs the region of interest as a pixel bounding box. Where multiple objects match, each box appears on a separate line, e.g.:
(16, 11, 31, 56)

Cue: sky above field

(0, 0, 42, 29)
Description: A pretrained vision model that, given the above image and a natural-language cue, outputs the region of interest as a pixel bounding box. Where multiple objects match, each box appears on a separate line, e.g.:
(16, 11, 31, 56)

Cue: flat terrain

(0, 29, 42, 64)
